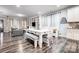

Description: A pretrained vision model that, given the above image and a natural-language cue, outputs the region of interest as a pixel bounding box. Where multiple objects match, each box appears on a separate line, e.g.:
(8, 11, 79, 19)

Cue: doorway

(0, 20, 4, 32)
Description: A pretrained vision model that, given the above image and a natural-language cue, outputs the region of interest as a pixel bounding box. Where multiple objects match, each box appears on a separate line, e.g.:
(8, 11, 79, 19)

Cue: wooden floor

(0, 32, 79, 53)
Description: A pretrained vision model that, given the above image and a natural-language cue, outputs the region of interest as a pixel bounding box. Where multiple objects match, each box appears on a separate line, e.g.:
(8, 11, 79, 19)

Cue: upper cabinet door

(68, 6, 79, 22)
(74, 7, 79, 21)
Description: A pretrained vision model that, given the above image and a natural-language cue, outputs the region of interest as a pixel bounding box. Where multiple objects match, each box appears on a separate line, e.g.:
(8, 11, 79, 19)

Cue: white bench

(24, 32, 39, 48)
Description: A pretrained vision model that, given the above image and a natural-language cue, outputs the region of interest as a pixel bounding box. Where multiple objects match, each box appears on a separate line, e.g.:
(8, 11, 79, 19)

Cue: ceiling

(0, 5, 72, 17)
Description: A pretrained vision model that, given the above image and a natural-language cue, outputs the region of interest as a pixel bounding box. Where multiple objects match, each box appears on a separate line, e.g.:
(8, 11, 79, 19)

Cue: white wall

(40, 15, 52, 29)
(12, 18, 19, 29)
(40, 13, 61, 30)
(4, 16, 12, 32)
(40, 16, 48, 29)
(54, 13, 61, 29)
(12, 17, 27, 29)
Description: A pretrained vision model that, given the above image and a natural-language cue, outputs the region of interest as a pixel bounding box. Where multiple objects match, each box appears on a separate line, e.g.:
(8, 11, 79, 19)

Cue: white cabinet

(29, 17, 39, 29)
(73, 30, 79, 40)
(74, 7, 79, 21)
(67, 29, 74, 39)
(67, 6, 79, 22)
(67, 8, 75, 22)
(67, 29, 79, 40)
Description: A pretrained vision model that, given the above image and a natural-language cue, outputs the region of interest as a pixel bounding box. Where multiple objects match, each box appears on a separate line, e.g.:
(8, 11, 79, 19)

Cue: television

(32, 22, 36, 27)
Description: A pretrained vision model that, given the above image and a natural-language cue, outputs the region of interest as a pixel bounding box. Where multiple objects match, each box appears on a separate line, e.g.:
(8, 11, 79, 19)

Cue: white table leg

(39, 34, 42, 48)
(47, 38, 50, 47)
(34, 40, 37, 48)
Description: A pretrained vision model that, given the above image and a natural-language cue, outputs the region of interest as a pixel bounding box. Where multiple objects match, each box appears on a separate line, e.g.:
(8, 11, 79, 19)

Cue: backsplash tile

(68, 22, 79, 29)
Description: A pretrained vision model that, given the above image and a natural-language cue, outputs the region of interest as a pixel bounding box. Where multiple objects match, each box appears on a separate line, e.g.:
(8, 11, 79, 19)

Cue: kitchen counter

(67, 28, 79, 29)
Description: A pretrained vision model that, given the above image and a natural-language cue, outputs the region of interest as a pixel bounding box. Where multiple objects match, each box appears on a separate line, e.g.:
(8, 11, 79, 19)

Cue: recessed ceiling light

(16, 14, 24, 17)
(16, 5, 20, 7)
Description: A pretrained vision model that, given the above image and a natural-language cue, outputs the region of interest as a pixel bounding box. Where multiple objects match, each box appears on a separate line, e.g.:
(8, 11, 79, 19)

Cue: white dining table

(26, 29, 51, 48)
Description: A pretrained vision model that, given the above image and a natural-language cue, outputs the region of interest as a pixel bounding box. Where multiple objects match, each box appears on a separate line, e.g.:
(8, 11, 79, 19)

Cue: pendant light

(60, 17, 67, 24)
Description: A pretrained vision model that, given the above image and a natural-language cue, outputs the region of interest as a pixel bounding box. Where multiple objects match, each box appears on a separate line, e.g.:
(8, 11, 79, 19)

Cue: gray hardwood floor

(0, 32, 79, 53)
